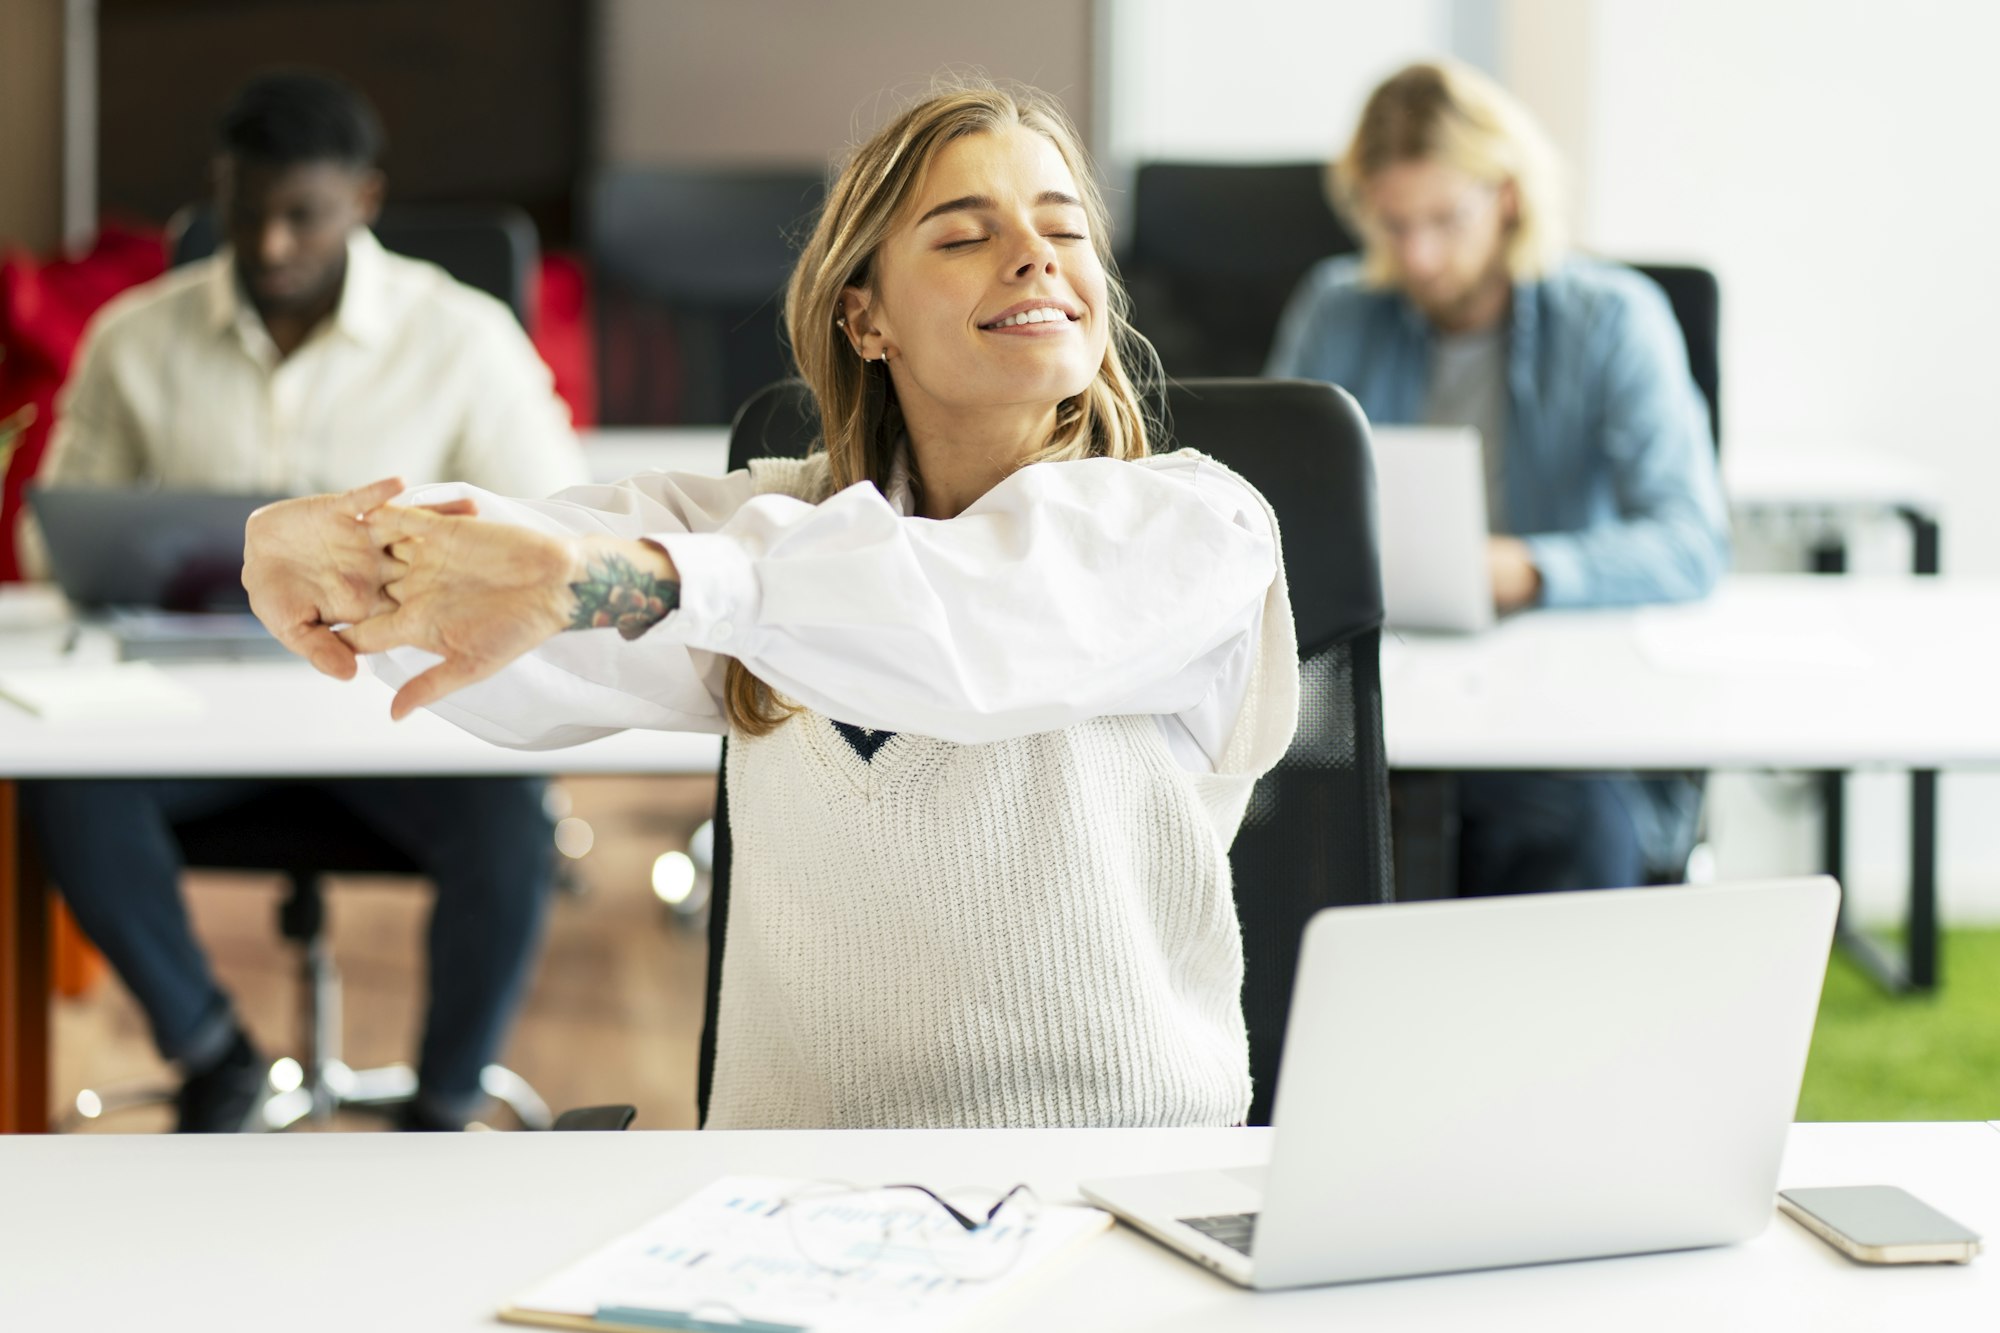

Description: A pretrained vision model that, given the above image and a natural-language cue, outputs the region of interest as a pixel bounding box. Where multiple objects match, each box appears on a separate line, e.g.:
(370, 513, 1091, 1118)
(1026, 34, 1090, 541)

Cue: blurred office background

(4, 0, 1996, 1125)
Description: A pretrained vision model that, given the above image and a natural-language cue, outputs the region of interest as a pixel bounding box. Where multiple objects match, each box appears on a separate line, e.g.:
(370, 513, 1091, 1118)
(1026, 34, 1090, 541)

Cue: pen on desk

(60, 623, 81, 656)
(595, 1305, 806, 1333)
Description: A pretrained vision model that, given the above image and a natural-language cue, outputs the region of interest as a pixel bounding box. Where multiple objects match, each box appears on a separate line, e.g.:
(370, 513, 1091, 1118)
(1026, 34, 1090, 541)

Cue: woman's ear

(839, 286, 888, 362)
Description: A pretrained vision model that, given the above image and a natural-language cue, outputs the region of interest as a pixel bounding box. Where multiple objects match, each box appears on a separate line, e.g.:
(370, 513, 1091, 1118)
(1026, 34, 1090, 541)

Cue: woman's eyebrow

(915, 190, 1083, 226)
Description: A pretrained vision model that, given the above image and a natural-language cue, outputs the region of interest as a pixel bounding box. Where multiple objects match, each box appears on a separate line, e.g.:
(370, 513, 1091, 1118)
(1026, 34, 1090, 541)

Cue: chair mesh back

(1232, 632, 1392, 1123)
(1159, 379, 1390, 1124)
(699, 379, 1389, 1128)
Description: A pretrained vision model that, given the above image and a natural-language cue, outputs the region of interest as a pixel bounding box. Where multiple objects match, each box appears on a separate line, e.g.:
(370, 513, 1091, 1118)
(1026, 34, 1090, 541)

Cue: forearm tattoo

(567, 551, 680, 640)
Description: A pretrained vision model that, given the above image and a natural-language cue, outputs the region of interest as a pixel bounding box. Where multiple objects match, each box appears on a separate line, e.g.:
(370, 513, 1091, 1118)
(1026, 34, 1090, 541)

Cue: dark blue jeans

(1455, 772, 1646, 896)
(24, 777, 554, 1117)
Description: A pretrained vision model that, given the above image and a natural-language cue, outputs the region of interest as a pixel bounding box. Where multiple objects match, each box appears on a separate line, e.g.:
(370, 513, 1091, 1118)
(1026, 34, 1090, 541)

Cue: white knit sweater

(704, 455, 1300, 1130)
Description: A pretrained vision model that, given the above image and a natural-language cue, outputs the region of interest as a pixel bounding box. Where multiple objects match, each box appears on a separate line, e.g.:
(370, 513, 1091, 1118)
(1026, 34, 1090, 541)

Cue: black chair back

(586, 169, 827, 426)
(699, 378, 1391, 1127)
(169, 204, 540, 328)
(1629, 262, 1722, 451)
(1123, 163, 1358, 378)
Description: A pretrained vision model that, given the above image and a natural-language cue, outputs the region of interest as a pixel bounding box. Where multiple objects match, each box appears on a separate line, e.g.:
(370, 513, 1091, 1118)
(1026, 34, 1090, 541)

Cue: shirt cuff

(648, 529, 760, 652)
(1520, 532, 1589, 609)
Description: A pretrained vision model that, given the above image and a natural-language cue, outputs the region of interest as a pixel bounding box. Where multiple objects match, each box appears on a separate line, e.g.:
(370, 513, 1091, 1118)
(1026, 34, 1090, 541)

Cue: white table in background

(1727, 444, 1945, 582)
(1, 1122, 1994, 1332)
(580, 425, 729, 484)
(1726, 446, 1944, 528)
(0, 627, 719, 1134)
(1381, 574, 2000, 991)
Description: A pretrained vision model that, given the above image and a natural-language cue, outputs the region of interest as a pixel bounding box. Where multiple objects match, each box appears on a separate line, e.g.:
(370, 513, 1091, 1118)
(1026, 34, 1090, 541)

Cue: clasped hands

(243, 477, 581, 721)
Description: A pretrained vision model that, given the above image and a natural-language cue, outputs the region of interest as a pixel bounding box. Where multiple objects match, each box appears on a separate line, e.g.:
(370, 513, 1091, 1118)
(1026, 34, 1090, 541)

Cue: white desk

(1726, 447, 1944, 520)
(1380, 574, 2000, 991)
(0, 628, 719, 1133)
(1381, 575, 2000, 772)
(0, 651, 720, 779)
(1727, 447, 1945, 576)
(580, 426, 729, 485)
(0, 1122, 1994, 1331)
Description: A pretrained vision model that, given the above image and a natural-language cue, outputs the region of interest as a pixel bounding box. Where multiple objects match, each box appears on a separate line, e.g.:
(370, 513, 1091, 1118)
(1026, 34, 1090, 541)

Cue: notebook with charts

(499, 1175, 1112, 1333)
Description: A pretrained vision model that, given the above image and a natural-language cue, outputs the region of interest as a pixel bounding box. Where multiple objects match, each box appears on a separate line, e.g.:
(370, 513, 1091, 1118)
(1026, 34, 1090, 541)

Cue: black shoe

(174, 1032, 266, 1133)
(395, 1100, 473, 1133)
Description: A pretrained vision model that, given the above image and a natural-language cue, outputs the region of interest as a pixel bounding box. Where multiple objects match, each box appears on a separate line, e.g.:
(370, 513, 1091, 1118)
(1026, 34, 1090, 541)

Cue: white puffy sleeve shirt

(373, 449, 1283, 775)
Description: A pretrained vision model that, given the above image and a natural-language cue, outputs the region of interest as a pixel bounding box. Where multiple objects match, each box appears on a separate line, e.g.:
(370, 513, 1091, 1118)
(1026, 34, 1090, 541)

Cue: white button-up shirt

(22, 228, 586, 571)
(382, 449, 1291, 774)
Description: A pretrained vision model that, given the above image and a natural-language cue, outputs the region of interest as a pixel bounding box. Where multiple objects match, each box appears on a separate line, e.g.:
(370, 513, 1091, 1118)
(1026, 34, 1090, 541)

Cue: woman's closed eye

(938, 231, 1089, 251)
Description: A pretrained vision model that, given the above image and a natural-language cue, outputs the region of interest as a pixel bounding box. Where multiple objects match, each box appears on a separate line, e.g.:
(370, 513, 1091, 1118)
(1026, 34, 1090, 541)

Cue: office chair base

(62, 1059, 552, 1133)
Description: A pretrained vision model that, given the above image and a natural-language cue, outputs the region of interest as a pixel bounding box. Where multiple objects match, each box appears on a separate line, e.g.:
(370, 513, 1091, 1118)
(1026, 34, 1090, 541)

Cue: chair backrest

(585, 168, 827, 426)
(169, 204, 540, 327)
(698, 378, 1391, 1127)
(1627, 262, 1722, 451)
(1122, 162, 1358, 379)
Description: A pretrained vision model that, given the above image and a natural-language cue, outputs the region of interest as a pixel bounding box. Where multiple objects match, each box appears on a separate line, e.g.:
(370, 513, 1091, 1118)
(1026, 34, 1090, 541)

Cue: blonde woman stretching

(244, 83, 1299, 1130)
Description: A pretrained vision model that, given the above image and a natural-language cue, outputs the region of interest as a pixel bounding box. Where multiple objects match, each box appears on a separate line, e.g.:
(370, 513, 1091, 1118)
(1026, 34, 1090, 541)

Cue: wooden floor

(50, 775, 718, 1133)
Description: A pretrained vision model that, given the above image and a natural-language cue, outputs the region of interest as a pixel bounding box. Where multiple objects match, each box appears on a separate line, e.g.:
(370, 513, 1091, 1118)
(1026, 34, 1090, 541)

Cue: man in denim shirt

(1267, 60, 1729, 895)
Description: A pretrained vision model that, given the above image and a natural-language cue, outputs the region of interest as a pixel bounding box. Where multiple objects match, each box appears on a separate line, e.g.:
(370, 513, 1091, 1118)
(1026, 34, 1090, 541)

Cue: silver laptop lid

(27, 485, 284, 611)
(1252, 878, 1839, 1288)
(1368, 426, 1493, 633)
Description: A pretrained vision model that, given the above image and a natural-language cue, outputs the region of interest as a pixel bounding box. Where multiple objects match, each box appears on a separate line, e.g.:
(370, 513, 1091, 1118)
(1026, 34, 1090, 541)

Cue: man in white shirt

(22, 72, 588, 1131)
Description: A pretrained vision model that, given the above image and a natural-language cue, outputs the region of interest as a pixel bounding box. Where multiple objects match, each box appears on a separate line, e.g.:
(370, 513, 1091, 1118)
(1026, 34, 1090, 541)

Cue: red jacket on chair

(0, 223, 169, 581)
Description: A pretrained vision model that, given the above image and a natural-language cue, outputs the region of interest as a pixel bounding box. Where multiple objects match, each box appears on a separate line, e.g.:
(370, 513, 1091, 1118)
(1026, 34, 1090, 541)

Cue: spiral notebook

(499, 1175, 1112, 1333)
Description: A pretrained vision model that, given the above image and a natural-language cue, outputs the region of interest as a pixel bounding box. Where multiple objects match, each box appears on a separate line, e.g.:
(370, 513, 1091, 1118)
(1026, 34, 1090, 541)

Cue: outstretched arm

(341, 507, 681, 720)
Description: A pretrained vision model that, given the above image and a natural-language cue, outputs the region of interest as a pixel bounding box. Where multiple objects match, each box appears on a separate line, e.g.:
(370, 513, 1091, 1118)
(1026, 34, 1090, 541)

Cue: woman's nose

(1012, 236, 1057, 278)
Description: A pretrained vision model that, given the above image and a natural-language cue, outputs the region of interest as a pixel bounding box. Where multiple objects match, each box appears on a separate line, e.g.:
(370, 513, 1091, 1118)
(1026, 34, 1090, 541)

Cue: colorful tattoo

(568, 552, 679, 641)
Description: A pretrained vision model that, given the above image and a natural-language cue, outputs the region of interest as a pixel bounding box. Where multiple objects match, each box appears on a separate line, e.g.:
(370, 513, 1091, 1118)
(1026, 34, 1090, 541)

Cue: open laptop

(1369, 425, 1494, 633)
(27, 485, 290, 659)
(1080, 877, 1840, 1290)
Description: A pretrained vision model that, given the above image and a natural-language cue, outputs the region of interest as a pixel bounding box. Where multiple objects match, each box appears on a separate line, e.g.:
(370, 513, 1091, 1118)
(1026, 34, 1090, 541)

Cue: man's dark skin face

(214, 156, 383, 358)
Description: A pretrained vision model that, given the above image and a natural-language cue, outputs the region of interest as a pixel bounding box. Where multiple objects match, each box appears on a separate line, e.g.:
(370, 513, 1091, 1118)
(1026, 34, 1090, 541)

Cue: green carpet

(1796, 927, 2000, 1121)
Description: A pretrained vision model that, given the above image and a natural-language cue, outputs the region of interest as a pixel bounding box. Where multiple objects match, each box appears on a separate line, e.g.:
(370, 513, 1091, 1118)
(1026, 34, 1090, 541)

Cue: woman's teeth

(988, 307, 1068, 328)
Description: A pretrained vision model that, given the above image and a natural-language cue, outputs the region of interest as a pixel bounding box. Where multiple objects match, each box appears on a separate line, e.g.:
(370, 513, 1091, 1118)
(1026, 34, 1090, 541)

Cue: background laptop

(1081, 877, 1840, 1290)
(1369, 425, 1494, 633)
(27, 485, 290, 659)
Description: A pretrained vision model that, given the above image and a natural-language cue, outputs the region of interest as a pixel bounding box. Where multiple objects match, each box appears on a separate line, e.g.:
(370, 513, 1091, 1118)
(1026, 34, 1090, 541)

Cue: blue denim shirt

(1265, 254, 1729, 608)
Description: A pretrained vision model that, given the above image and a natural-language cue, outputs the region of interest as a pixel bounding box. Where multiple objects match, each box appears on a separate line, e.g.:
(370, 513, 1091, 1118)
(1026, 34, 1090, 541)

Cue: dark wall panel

(99, 0, 588, 244)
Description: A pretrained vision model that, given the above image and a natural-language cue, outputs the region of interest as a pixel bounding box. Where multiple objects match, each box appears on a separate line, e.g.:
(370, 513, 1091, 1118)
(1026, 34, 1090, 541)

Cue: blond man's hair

(1331, 59, 1567, 284)
(725, 78, 1160, 736)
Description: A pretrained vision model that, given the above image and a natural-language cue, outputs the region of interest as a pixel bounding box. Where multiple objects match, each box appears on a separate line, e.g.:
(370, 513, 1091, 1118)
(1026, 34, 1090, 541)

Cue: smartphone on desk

(1778, 1186, 1981, 1264)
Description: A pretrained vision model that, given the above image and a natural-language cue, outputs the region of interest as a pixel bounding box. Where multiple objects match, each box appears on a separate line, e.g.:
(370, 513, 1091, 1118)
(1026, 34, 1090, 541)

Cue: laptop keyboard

(1179, 1211, 1258, 1256)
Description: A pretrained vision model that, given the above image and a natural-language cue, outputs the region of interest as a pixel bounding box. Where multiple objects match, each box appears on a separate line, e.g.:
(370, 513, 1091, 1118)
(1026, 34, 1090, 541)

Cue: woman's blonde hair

(1330, 59, 1567, 284)
(725, 78, 1160, 735)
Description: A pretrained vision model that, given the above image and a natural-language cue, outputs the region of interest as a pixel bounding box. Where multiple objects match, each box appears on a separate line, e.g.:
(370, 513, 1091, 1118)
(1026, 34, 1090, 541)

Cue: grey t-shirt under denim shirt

(1423, 324, 1509, 532)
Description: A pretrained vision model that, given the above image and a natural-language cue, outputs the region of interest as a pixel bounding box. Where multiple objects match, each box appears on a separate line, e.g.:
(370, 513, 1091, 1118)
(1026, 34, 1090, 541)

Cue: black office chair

(586, 169, 828, 425)
(696, 377, 1391, 1128)
(168, 203, 540, 327)
(1620, 262, 1724, 884)
(59, 785, 553, 1131)
(1628, 262, 1721, 451)
(1122, 163, 1358, 379)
